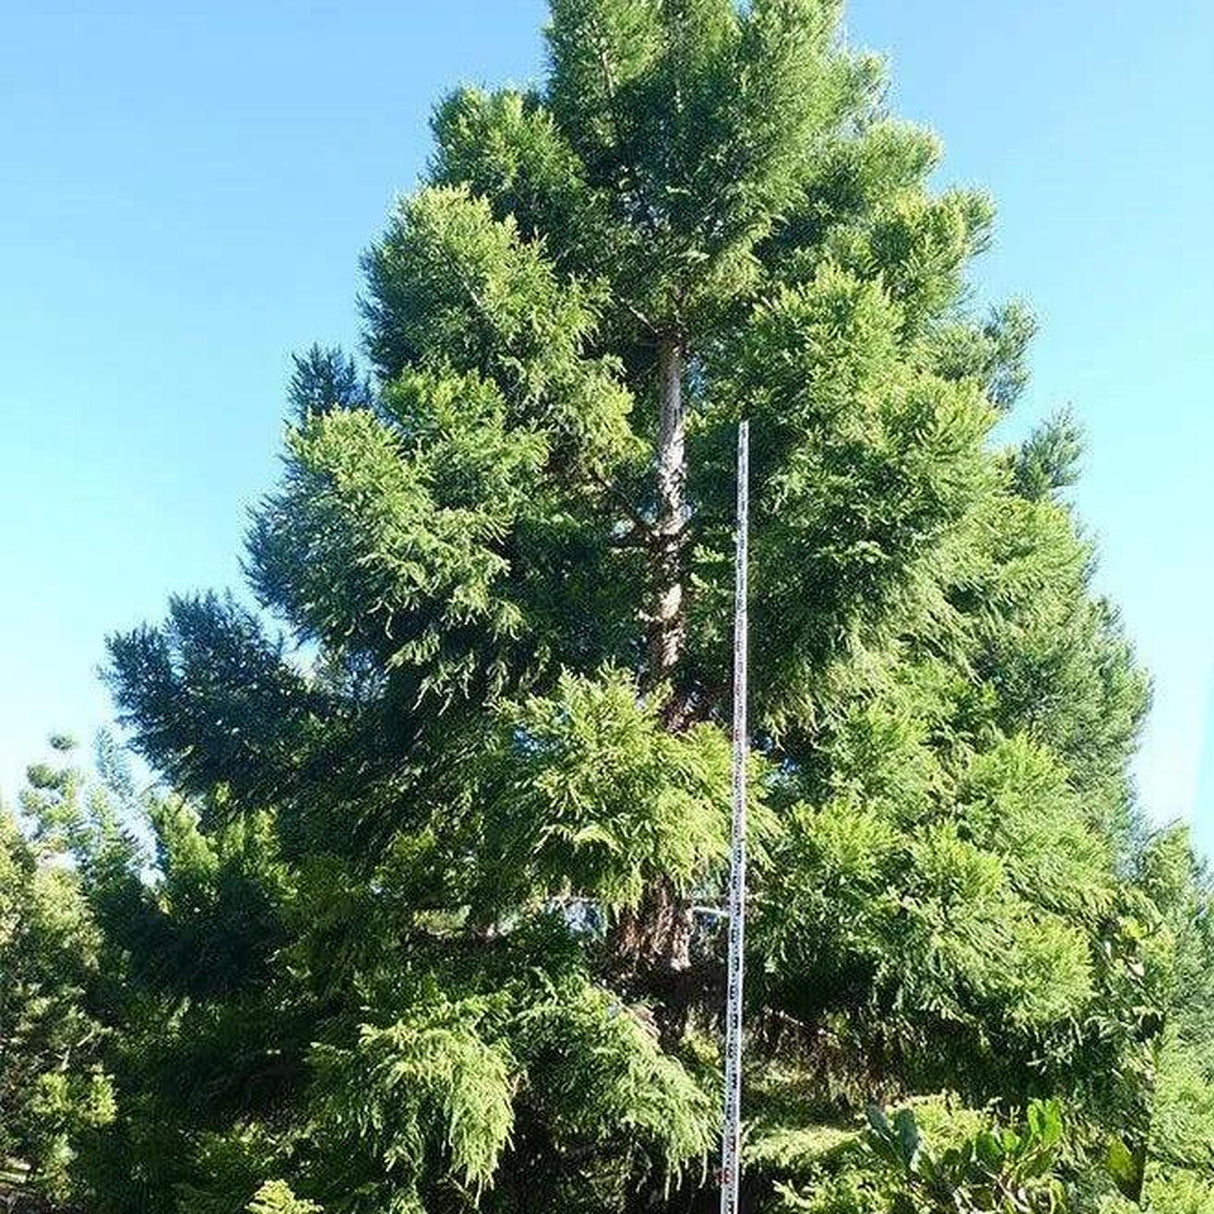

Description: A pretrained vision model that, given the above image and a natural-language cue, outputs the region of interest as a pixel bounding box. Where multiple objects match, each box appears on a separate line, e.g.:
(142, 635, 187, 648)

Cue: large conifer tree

(81, 2, 1214, 1212)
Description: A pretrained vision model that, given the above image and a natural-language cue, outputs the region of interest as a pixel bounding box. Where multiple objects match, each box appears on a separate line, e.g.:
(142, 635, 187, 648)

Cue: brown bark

(608, 874, 695, 1049)
(612, 874, 692, 974)
(609, 337, 698, 1047)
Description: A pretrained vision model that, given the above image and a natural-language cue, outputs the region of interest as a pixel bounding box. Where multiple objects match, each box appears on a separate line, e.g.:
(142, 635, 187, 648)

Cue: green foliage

(513, 980, 715, 1174)
(475, 667, 731, 910)
(311, 997, 515, 1205)
(247, 1180, 324, 1214)
(287, 344, 372, 420)
(0, 768, 117, 1208)
(362, 185, 634, 471)
(13, 2, 1210, 1213)
(252, 400, 542, 702)
(865, 1100, 1068, 1213)
(1013, 409, 1085, 501)
(755, 1097, 1072, 1213)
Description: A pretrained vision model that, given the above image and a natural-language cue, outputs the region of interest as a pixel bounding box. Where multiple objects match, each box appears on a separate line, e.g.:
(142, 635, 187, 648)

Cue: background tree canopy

(3, 1, 1212, 1212)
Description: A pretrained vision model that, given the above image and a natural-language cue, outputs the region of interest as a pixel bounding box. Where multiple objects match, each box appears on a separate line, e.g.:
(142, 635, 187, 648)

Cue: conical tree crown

(88, 4, 1214, 1214)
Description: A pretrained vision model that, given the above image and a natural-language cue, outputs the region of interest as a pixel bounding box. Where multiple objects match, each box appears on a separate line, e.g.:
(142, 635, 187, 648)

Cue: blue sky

(2, 1, 1211, 852)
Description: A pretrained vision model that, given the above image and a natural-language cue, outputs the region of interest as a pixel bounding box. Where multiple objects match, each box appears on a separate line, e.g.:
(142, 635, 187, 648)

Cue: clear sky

(2, 1, 1211, 852)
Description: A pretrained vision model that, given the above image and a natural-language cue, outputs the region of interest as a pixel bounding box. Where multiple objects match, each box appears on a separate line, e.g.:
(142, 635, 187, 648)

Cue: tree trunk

(610, 337, 697, 1047)
(608, 873, 694, 1049)
(650, 336, 688, 694)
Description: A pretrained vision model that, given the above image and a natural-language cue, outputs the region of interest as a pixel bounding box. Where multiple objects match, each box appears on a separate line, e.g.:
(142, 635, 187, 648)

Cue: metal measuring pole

(720, 420, 749, 1214)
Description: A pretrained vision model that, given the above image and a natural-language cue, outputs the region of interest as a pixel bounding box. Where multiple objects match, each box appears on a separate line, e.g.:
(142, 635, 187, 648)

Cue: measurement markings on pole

(720, 420, 749, 1214)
